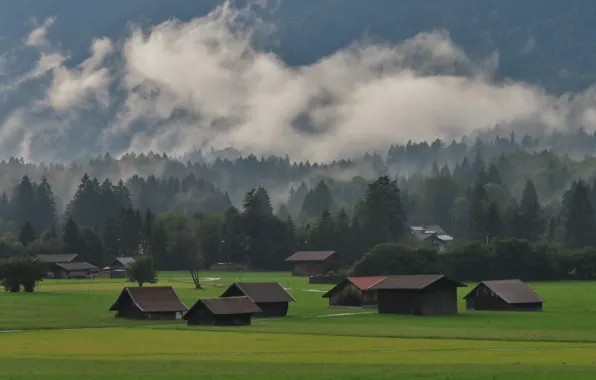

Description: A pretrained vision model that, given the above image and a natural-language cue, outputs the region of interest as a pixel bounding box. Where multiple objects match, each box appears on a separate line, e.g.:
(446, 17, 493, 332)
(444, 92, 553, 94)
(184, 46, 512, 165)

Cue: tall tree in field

(126, 256, 157, 287)
(565, 179, 596, 248)
(518, 179, 544, 241)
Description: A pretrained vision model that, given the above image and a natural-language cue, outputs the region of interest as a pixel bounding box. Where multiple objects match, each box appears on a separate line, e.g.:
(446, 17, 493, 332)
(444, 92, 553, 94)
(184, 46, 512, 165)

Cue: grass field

(1, 271, 595, 379)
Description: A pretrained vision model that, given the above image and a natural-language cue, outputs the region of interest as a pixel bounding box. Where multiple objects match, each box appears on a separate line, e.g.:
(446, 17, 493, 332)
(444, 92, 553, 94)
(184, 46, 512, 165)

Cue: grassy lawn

(1, 272, 596, 379)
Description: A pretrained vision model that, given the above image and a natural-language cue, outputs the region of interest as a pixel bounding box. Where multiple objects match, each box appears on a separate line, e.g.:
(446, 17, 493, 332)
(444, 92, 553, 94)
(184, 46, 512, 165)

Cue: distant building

(183, 296, 262, 326)
(51, 262, 100, 279)
(285, 251, 347, 276)
(109, 286, 188, 320)
(370, 274, 467, 315)
(219, 282, 296, 317)
(322, 276, 387, 308)
(463, 279, 544, 312)
(104, 257, 136, 278)
(410, 225, 454, 252)
(36, 254, 79, 264)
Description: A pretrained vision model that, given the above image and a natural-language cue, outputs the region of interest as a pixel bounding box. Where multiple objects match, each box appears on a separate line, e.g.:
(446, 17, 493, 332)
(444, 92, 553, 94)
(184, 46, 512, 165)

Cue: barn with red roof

(321, 276, 387, 308)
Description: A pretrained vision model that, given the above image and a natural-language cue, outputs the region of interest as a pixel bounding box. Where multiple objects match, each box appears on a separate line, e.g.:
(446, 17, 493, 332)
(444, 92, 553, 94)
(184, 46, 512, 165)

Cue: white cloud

(26, 17, 56, 48)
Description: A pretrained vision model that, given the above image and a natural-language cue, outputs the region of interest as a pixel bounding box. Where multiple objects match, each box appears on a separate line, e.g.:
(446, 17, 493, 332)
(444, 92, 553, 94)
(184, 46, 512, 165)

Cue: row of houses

(109, 281, 296, 326)
(36, 254, 136, 279)
(322, 275, 544, 314)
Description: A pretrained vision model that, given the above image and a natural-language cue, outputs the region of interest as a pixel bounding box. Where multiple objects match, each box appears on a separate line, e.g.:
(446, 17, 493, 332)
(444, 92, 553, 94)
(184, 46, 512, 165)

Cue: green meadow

(1, 272, 596, 379)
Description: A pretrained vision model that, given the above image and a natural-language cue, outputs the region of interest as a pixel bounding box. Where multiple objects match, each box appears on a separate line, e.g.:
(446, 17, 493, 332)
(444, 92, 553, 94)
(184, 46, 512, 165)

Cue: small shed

(104, 257, 136, 278)
(322, 276, 387, 308)
(106, 257, 136, 270)
(183, 296, 262, 326)
(370, 274, 467, 315)
(285, 251, 347, 276)
(463, 279, 544, 312)
(51, 262, 99, 279)
(219, 282, 296, 317)
(109, 286, 188, 320)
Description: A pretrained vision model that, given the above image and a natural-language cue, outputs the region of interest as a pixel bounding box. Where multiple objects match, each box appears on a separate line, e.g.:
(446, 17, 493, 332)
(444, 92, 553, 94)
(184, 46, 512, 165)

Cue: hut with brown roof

(219, 282, 296, 317)
(370, 274, 467, 315)
(109, 286, 188, 320)
(183, 296, 262, 326)
(463, 279, 544, 312)
(322, 276, 387, 308)
(51, 262, 100, 279)
(285, 251, 347, 276)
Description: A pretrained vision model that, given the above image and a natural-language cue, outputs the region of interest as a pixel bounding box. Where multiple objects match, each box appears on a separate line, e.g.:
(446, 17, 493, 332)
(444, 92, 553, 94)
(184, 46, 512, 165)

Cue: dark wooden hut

(104, 257, 136, 278)
(285, 251, 347, 276)
(183, 296, 262, 326)
(463, 279, 544, 312)
(370, 274, 467, 315)
(109, 286, 188, 320)
(51, 262, 99, 279)
(322, 276, 387, 308)
(219, 282, 296, 317)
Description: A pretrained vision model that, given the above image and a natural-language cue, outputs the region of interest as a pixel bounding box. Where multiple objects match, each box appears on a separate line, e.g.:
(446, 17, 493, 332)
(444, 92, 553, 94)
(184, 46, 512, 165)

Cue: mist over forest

(2, 1, 596, 276)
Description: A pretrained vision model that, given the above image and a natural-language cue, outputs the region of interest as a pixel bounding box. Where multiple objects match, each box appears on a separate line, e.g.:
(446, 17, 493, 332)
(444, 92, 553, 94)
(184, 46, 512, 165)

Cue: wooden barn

(109, 286, 188, 320)
(104, 257, 136, 278)
(285, 251, 347, 276)
(463, 279, 544, 312)
(183, 296, 262, 326)
(219, 282, 296, 317)
(322, 276, 387, 308)
(51, 262, 99, 279)
(370, 274, 467, 315)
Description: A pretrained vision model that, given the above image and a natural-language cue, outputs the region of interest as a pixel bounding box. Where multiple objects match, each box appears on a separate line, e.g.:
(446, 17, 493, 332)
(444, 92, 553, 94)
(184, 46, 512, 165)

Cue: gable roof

(109, 286, 188, 313)
(370, 274, 467, 290)
(222, 282, 296, 303)
(463, 279, 544, 304)
(55, 262, 98, 271)
(285, 251, 338, 262)
(36, 254, 78, 263)
(322, 276, 387, 298)
(184, 296, 262, 317)
(348, 276, 388, 290)
(109, 257, 136, 267)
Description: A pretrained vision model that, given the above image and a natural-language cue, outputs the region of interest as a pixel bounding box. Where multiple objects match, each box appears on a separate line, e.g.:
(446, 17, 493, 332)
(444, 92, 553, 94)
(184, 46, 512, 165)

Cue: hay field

(0, 272, 595, 379)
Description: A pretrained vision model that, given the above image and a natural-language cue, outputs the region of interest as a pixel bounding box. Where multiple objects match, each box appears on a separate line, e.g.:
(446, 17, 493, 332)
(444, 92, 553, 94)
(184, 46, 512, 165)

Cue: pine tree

(518, 179, 544, 241)
(63, 218, 81, 254)
(565, 179, 596, 248)
(255, 186, 273, 214)
(34, 176, 57, 233)
(18, 222, 36, 247)
(485, 201, 503, 240)
(486, 165, 503, 186)
(276, 203, 291, 221)
(469, 181, 489, 241)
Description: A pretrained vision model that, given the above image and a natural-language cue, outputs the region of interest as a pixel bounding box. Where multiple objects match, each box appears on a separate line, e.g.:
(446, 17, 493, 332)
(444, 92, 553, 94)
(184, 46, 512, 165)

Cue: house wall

(256, 302, 289, 317)
(291, 262, 327, 276)
(186, 309, 252, 326)
(378, 287, 458, 315)
(145, 312, 179, 320)
(466, 285, 542, 311)
(327, 282, 378, 307)
(291, 255, 346, 276)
